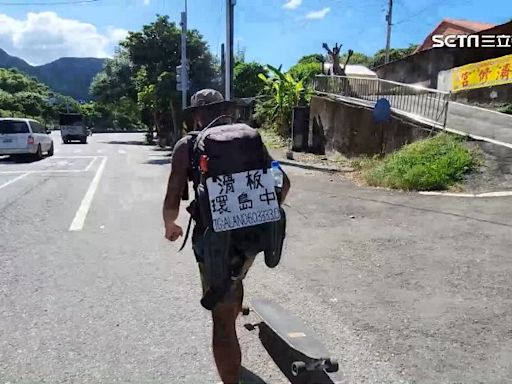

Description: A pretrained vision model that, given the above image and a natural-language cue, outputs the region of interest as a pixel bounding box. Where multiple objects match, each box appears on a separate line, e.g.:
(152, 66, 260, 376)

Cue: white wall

(437, 69, 452, 92)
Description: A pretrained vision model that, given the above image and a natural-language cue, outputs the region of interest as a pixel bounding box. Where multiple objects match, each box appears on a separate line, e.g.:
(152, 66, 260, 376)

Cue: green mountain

(0, 48, 105, 101)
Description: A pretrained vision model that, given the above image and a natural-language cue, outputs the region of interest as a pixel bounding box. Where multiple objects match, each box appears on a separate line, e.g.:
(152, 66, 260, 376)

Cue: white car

(0, 118, 54, 160)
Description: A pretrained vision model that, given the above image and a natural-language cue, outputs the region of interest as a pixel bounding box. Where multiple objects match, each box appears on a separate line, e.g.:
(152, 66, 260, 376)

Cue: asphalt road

(446, 102, 512, 144)
(1, 132, 512, 384)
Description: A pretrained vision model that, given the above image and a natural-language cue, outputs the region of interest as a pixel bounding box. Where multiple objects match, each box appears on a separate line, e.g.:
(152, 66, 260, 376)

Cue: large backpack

(182, 122, 286, 302)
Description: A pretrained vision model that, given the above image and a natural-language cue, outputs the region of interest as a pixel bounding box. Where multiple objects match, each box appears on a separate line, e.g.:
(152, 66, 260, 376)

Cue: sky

(0, 0, 510, 68)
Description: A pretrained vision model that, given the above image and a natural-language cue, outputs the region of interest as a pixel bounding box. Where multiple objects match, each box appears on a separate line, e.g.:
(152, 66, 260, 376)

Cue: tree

(288, 61, 322, 84)
(340, 51, 371, 66)
(297, 54, 324, 64)
(119, 15, 218, 144)
(370, 44, 418, 67)
(81, 102, 112, 128)
(90, 50, 137, 104)
(256, 64, 311, 136)
(16, 91, 45, 117)
(234, 61, 267, 98)
(0, 68, 79, 125)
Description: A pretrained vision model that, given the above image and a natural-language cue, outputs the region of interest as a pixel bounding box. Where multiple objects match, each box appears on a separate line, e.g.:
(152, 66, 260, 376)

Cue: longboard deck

(251, 297, 331, 360)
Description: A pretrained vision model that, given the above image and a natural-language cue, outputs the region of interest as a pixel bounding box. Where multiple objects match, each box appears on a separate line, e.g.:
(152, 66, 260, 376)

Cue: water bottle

(271, 160, 284, 188)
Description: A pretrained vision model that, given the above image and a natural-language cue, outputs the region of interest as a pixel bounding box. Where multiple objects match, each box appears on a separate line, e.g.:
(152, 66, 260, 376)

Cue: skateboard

(242, 297, 339, 377)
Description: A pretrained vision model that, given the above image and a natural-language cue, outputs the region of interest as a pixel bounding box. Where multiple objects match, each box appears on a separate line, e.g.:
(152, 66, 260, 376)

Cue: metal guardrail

(314, 75, 450, 127)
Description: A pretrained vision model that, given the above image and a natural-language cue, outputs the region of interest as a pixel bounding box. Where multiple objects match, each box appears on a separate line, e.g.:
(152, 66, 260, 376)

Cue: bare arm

(163, 138, 189, 241)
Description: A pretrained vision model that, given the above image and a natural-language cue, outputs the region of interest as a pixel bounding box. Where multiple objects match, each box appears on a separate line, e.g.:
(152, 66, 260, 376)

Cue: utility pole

(225, 0, 235, 100)
(220, 43, 226, 93)
(385, 0, 393, 64)
(180, 0, 188, 108)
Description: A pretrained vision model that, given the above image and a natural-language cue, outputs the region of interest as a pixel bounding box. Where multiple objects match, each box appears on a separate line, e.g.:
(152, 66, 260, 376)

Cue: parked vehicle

(60, 113, 87, 144)
(0, 118, 54, 160)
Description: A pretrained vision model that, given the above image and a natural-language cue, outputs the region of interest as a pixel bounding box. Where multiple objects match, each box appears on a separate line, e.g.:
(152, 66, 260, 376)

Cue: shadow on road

(102, 140, 146, 146)
(0, 156, 13, 163)
(253, 323, 347, 384)
(0, 155, 47, 164)
(145, 158, 171, 165)
(240, 366, 268, 384)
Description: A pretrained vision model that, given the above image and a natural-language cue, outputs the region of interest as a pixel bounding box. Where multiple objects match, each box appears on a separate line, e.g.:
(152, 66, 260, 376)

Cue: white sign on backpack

(206, 169, 281, 232)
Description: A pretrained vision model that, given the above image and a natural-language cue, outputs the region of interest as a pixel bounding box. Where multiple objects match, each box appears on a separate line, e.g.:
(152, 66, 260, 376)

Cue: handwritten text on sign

(206, 169, 281, 232)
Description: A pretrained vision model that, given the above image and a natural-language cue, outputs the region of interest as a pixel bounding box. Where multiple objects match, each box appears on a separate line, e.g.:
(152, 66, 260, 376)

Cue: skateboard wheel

(325, 358, 339, 373)
(291, 361, 307, 376)
(241, 306, 250, 316)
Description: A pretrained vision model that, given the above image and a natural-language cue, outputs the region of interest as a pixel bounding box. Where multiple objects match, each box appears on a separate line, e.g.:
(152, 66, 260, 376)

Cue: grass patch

(498, 104, 512, 115)
(359, 134, 477, 191)
(259, 127, 288, 149)
(327, 151, 349, 165)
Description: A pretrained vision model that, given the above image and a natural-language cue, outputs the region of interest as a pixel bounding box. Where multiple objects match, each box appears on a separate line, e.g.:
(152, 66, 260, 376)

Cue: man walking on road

(162, 89, 290, 383)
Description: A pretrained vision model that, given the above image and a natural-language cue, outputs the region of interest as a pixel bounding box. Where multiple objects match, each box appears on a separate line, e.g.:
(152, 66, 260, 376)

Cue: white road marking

(118, 149, 126, 154)
(97, 149, 104, 154)
(0, 156, 101, 175)
(420, 191, 476, 197)
(0, 170, 86, 174)
(69, 156, 107, 231)
(53, 156, 96, 159)
(477, 191, 512, 197)
(419, 190, 512, 198)
(73, 149, 83, 154)
(441, 127, 512, 149)
(0, 173, 30, 190)
(85, 156, 98, 172)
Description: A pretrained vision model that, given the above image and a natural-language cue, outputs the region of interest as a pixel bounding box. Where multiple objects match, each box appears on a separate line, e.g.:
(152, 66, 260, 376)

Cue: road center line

(0, 173, 30, 190)
(69, 156, 107, 231)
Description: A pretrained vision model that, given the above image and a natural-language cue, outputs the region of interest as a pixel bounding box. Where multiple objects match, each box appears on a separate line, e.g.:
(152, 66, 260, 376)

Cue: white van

(0, 118, 54, 160)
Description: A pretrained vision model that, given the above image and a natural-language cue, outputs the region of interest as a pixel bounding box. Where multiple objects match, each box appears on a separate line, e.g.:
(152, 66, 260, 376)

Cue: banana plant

(257, 64, 311, 135)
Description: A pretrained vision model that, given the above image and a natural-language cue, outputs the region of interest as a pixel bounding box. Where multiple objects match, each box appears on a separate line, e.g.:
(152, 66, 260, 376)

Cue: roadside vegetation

(90, 15, 218, 142)
(259, 127, 287, 149)
(0, 11, 419, 143)
(0, 68, 80, 126)
(355, 134, 478, 191)
(499, 103, 512, 115)
(253, 46, 417, 140)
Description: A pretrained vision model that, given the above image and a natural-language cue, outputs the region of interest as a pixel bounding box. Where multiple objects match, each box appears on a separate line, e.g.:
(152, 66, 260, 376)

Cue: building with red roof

(415, 19, 497, 53)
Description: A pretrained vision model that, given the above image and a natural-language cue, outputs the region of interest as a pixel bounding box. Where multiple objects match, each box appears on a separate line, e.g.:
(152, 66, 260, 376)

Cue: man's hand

(165, 221, 183, 242)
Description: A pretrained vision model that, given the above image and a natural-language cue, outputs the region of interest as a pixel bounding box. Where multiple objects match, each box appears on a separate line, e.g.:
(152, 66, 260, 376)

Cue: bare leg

(212, 282, 244, 383)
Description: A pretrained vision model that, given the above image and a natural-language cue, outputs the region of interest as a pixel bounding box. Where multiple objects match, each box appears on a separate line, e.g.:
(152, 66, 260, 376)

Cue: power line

(0, 0, 100, 5)
(394, 0, 473, 25)
(394, 0, 443, 25)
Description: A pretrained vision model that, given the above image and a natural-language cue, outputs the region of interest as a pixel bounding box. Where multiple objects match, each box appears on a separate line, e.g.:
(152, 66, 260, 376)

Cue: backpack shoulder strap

(178, 132, 200, 253)
(186, 131, 200, 186)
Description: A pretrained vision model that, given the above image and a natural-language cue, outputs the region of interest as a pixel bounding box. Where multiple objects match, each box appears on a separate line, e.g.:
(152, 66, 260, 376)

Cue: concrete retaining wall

(308, 95, 432, 157)
(451, 83, 512, 106)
